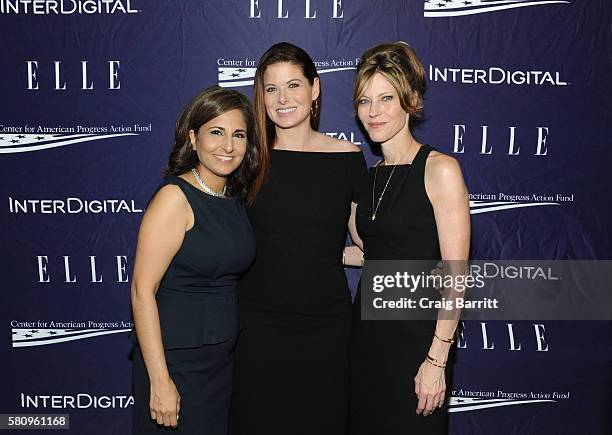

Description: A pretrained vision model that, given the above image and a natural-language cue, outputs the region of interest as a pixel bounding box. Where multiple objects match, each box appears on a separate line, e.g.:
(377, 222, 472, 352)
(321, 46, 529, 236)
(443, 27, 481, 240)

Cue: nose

(223, 135, 235, 153)
(278, 88, 287, 104)
(368, 100, 380, 118)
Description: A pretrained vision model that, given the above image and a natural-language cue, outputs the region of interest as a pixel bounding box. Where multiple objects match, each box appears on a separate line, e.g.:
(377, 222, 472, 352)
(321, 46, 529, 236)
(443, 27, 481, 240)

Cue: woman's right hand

(149, 377, 181, 427)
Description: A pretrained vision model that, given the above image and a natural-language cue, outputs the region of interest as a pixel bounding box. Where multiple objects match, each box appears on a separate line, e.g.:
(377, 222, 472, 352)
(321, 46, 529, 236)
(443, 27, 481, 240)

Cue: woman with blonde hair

(348, 42, 470, 434)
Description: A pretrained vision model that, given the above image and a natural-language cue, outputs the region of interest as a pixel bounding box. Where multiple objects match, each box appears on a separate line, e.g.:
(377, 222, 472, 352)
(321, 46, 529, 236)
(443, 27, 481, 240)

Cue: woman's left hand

(414, 360, 446, 416)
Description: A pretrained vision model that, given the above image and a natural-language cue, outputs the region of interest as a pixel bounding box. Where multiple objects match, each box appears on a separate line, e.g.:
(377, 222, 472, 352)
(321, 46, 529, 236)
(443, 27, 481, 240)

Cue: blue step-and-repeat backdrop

(2, 1, 611, 434)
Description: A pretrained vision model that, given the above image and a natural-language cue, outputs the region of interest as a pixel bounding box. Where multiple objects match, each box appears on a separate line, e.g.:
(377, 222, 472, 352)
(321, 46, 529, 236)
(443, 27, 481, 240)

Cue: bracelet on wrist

(434, 332, 455, 344)
(425, 354, 446, 368)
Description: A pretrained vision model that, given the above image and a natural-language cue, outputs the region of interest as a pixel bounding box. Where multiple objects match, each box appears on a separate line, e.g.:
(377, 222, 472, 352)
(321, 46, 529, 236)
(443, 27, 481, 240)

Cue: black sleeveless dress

(229, 150, 367, 435)
(132, 176, 255, 435)
(349, 145, 451, 434)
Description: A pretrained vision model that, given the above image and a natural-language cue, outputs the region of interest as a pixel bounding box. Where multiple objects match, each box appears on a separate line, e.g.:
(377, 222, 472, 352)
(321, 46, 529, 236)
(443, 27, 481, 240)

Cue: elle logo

(26, 60, 121, 90)
(457, 322, 550, 352)
(249, 0, 344, 18)
(36, 255, 129, 283)
(453, 125, 550, 156)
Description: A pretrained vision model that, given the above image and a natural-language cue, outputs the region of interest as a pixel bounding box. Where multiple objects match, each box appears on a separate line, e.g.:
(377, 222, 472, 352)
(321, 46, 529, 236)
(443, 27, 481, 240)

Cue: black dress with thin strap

(349, 145, 451, 434)
(132, 176, 255, 435)
(229, 150, 367, 435)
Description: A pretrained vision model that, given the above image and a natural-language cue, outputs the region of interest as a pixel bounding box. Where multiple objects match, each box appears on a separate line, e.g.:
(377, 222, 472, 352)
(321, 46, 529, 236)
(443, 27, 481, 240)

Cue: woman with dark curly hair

(131, 86, 263, 434)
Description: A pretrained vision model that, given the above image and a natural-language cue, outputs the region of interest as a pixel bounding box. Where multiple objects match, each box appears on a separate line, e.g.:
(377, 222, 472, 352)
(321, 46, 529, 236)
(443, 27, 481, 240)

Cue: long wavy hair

(250, 42, 322, 197)
(165, 86, 263, 203)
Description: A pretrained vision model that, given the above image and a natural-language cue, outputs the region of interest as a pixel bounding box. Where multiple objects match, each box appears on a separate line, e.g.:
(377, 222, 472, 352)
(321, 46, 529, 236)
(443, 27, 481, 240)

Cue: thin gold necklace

(371, 162, 397, 221)
(371, 145, 418, 220)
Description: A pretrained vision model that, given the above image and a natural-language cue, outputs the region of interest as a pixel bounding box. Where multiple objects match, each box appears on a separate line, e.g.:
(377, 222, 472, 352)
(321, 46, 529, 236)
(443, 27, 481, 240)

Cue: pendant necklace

(371, 162, 397, 221)
(191, 168, 227, 198)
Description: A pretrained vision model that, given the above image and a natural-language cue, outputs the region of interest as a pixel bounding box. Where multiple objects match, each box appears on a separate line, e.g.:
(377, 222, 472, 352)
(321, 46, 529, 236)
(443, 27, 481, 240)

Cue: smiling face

(356, 72, 410, 145)
(189, 109, 247, 185)
(263, 62, 319, 130)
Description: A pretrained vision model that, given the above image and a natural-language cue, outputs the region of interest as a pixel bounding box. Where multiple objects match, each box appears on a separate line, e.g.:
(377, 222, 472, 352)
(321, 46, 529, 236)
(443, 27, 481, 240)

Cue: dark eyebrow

(263, 78, 304, 87)
(233, 129, 247, 133)
(208, 126, 225, 130)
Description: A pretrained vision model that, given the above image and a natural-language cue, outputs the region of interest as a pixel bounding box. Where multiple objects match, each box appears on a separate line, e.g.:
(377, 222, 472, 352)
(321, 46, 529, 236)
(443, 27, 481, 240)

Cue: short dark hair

(165, 86, 263, 203)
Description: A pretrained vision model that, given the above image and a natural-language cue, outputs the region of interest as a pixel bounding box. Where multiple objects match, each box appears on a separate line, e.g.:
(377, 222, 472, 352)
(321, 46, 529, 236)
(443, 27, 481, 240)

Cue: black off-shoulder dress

(230, 150, 367, 435)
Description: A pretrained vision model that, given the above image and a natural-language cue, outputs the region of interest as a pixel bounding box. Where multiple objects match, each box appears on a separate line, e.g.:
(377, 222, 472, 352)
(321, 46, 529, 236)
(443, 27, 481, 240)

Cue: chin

(211, 167, 236, 178)
(366, 131, 391, 143)
(271, 112, 309, 129)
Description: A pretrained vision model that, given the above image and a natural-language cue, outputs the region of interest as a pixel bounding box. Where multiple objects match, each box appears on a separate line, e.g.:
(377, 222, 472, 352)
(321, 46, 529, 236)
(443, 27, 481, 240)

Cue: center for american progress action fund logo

(424, 0, 570, 17)
(11, 319, 133, 347)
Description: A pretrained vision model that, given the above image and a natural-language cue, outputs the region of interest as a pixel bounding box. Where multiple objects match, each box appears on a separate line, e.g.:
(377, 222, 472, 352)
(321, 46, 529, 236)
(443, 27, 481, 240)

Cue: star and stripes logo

(0, 133, 137, 154)
(424, 0, 570, 17)
(470, 200, 559, 215)
(218, 67, 257, 88)
(12, 327, 131, 347)
(448, 396, 556, 412)
(218, 66, 357, 88)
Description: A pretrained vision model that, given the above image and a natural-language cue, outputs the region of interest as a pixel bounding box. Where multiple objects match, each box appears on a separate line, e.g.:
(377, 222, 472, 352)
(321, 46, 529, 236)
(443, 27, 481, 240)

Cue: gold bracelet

(434, 332, 455, 344)
(342, 250, 346, 266)
(425, 354, 446, 368)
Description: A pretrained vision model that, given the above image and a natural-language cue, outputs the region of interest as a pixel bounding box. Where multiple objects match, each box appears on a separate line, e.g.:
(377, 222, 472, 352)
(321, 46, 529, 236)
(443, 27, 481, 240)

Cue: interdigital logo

(8, 197, 143, 214)
(20, 393, 133, 408)
(429, 65, 568, 87)
(0, 0, 140, 15)
(424, 0, 570, 18)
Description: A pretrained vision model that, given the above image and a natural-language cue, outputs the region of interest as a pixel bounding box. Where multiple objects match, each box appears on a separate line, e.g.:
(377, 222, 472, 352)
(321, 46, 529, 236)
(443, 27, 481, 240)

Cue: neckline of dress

(173, 176, 237, 201)
(374, 162, 412, 167)
(272, 148, 361, 155)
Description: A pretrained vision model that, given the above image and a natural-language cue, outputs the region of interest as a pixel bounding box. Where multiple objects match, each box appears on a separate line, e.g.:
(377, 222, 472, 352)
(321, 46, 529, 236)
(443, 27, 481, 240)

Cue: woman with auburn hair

(131, 86, 262, 434)
(229, 42, 367, 435)
(348, 42, 470, 434)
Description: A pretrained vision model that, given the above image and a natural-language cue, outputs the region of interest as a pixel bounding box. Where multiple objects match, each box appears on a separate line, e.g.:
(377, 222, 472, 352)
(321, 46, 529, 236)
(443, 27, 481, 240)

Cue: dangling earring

(310, 99, 319, 118)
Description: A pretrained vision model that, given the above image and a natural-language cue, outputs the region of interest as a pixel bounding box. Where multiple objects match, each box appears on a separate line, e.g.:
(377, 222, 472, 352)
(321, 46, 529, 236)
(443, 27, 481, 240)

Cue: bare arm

(131, 184, 193, 427)
(347, 202, 364, 250)
(415, 153, 470, 416)
(427, 154, 470, 357)
(343, 201, 365, 266)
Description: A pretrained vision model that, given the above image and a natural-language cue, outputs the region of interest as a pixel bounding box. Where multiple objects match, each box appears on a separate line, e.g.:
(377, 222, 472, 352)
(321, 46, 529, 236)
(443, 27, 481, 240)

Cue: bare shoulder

(424, 150, 467, 202)
(146, 184, 190, 217)
(313, 132, 361, 153)
(425, 150, 463, 181)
